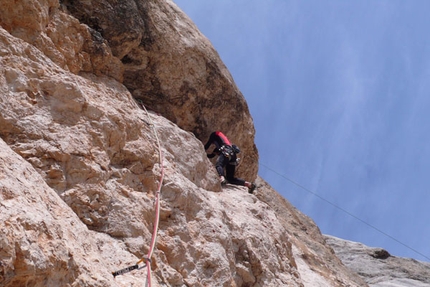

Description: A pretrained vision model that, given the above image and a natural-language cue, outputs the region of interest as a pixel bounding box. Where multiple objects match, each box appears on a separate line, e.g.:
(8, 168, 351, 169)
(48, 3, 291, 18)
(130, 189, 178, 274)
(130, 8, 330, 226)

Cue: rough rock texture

(254, 180, 367, 287)
(0, 0, 123, 80)
(59, 0, 258, 181)
(0, 138, 147, 287)
(326, 235, 430, 287)
(0, 0, 371, 286)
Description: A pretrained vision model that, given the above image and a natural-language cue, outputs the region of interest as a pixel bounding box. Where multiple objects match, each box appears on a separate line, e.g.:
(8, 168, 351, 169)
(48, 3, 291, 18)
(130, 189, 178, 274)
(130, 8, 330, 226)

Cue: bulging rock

(0, 0, 123, 80)
(60, 0, 258, 181)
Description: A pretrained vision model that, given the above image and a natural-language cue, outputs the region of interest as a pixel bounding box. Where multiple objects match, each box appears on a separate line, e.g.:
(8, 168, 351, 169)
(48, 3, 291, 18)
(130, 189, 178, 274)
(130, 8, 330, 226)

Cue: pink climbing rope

(112, 101, 164, 286)
(140, 102, 164, 286)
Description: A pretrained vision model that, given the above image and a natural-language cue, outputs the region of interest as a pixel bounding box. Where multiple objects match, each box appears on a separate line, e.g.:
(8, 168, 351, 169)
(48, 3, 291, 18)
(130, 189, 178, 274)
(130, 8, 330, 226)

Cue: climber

(204, 131, 256, 194)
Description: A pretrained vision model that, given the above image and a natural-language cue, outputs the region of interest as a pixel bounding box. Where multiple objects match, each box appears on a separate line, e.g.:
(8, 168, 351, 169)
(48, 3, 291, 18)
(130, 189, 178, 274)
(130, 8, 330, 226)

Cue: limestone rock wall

(60, 0, 258, 181)
(0, 0, 123, 80)
(1, 0, 369, 286)
(0, 138, 146, 287)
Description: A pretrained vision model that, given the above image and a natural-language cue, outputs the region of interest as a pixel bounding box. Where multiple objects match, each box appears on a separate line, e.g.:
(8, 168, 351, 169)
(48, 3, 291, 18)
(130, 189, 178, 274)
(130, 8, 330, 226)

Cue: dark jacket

(204, 131, 232, 158)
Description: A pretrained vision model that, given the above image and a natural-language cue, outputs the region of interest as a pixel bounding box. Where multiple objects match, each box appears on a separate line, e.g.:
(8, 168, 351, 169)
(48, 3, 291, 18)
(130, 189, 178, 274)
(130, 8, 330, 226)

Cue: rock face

(0, 138, 144, 287)
(60, 0, 258, 181)
(0, 0, 372, 286)
(326, 235, 430, 287)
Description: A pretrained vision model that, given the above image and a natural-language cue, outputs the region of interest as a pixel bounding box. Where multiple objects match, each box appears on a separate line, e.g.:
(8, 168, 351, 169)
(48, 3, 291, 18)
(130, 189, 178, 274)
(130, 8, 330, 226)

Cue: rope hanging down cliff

(112, 101, 165, 286)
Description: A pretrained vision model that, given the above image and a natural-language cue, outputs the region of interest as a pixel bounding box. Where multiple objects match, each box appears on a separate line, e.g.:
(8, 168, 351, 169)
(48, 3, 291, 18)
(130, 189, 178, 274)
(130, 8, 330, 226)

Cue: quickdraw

(112, 257, 151, 278)
(112, 264, 140, 278)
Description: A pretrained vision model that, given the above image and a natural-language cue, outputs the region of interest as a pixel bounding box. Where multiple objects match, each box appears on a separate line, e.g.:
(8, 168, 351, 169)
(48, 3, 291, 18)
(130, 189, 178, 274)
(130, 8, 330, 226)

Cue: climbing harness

(220, 143, 241, 160)
(228, 157, 241, 166)
(219, 145, 234, 159)
(220, 144, 241, 166)
(112, 100, 164, 286)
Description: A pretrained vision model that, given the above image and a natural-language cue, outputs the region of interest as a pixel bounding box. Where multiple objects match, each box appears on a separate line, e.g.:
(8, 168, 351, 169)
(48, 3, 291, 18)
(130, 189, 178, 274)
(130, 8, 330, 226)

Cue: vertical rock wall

(60, 0, 258, 181)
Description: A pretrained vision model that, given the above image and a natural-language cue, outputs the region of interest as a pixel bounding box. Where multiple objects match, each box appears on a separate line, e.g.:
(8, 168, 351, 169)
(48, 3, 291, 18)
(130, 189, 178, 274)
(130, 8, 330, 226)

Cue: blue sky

(174, 0, 430, 262)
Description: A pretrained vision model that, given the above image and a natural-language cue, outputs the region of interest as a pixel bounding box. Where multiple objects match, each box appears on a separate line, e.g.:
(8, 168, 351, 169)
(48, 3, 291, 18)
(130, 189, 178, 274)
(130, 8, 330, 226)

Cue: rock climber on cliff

(204, 131, 256, 194)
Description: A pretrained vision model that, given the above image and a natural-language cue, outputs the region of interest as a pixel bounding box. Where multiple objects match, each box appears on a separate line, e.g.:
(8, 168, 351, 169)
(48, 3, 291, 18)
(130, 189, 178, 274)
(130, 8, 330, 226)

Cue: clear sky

(174, 0, 430, 262)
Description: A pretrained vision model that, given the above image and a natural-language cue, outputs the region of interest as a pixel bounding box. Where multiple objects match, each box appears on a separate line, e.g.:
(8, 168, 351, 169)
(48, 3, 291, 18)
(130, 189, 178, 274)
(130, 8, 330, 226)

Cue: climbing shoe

(220, 176, 227, 185)
(248, 183, 256, 194)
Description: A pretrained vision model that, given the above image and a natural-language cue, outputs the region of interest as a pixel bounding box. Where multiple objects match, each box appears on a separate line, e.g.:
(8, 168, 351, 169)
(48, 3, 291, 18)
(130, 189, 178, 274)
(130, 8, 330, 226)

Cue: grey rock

(325, 235, 430, 287)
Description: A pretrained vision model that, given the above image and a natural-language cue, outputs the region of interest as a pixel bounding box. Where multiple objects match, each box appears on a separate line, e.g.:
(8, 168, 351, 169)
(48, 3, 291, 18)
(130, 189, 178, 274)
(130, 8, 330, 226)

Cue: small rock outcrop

(326, 235, 430, 287)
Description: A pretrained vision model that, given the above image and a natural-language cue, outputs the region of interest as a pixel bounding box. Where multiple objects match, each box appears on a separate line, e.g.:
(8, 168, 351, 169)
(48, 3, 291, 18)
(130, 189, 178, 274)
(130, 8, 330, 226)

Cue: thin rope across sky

(259, 162, 430, 262)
